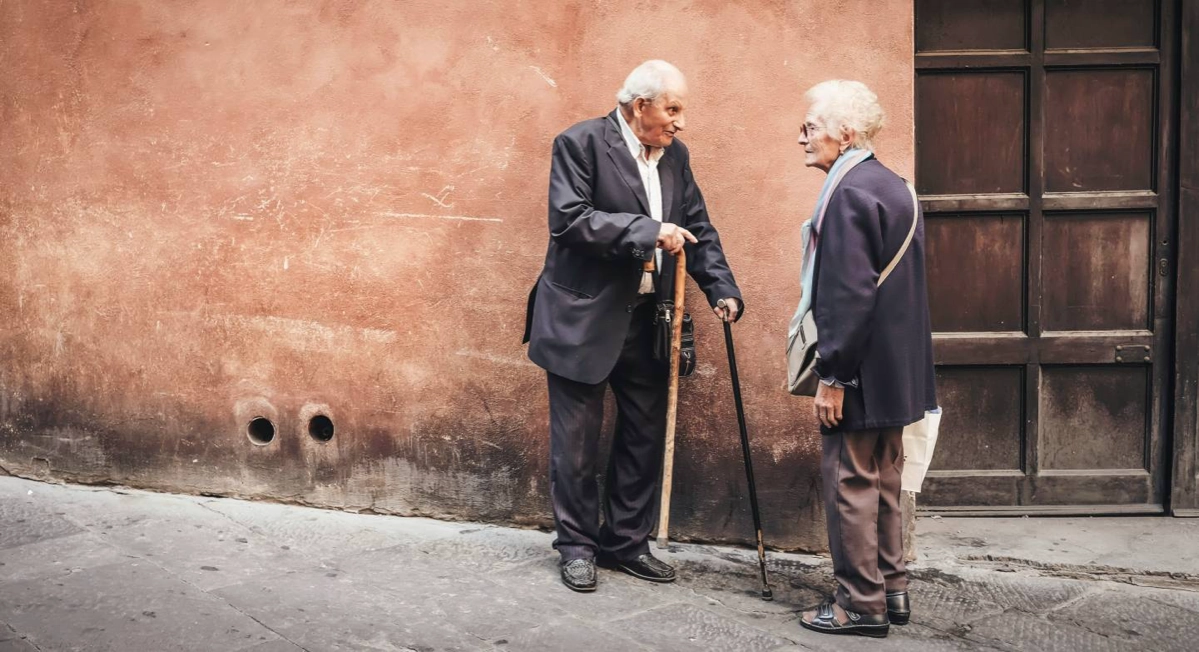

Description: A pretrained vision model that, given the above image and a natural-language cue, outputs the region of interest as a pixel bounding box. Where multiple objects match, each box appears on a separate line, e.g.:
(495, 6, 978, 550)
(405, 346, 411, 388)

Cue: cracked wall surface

(0, 0, 914, 551)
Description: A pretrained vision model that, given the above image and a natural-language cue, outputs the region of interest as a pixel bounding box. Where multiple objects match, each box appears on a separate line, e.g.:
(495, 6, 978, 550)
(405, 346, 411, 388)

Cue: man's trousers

(547, 299, 667, 562)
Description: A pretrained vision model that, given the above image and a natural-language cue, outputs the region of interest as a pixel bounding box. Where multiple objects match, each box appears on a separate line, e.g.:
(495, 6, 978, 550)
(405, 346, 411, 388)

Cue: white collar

(615, 107, 664, 164)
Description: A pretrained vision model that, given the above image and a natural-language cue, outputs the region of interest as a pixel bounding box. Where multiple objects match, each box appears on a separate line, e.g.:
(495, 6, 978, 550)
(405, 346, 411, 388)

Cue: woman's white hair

(804, 80, 885, 151)
(616, 60, 686, 106)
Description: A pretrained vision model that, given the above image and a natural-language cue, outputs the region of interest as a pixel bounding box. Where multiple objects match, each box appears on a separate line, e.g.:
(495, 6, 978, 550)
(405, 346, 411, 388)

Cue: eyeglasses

(800, 122, 825, 139)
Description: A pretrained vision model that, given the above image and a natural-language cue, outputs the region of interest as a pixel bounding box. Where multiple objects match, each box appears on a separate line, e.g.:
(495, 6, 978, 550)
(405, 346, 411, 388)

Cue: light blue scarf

(789, 149, 874, 338)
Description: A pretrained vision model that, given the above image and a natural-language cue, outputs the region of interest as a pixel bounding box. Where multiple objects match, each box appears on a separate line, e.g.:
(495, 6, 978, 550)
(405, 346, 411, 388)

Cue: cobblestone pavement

(2, 476, 1196, 651)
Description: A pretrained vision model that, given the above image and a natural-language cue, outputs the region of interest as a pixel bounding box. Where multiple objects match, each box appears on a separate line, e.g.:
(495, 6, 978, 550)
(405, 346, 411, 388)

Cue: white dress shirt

(614, 108, 664, 294)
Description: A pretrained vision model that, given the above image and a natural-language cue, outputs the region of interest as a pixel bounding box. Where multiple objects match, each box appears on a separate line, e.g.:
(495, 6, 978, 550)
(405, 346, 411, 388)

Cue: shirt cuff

(817, 373, 859, 389)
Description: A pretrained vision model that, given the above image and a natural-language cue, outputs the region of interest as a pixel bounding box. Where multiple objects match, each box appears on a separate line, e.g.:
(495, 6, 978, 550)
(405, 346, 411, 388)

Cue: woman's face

(798, 114, 843, 173)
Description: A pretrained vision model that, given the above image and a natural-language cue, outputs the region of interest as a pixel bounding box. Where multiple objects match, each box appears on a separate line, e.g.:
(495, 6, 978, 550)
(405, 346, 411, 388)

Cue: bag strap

(877, 180, 919, 287)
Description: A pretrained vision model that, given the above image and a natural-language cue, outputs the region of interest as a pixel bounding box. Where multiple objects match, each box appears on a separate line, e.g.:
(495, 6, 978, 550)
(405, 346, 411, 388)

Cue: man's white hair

(616, 60, 686, 106)
(804, 80, 886, 151)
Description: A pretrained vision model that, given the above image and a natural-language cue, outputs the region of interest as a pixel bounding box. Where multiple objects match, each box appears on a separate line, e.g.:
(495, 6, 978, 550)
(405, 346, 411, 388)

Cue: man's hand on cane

(658, 224, 739, 322)
(715, 298, 740, 322)
(657, 223, 696, 255)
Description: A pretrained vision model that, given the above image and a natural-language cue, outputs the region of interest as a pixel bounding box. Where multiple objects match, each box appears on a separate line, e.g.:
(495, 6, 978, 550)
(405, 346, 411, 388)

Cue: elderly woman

(794, 80, 937, 638)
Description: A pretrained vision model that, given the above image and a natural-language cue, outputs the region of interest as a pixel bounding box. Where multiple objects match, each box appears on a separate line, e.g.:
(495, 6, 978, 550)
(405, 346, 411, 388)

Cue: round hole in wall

(247, 417, 276, 445)
(308, 415, 335, 442)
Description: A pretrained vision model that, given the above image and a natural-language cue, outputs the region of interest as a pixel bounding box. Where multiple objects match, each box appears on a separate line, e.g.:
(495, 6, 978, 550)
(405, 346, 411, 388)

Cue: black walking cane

(717, 299, 773, 601)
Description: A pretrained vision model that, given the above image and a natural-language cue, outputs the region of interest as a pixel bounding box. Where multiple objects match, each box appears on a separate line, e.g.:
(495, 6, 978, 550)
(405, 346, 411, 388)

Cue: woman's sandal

(800, 601, 891, 638)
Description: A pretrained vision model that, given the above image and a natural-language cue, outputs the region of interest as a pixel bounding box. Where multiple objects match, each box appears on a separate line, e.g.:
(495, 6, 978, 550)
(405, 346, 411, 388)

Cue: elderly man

(523, 60, 744, 592)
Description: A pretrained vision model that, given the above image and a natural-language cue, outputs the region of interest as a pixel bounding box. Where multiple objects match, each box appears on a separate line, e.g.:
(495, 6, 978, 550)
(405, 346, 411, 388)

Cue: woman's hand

(814, 382, 844, 428)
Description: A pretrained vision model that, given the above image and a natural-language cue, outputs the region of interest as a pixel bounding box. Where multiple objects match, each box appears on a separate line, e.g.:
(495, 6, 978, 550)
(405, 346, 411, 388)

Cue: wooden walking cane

(656, 249, 686, 549)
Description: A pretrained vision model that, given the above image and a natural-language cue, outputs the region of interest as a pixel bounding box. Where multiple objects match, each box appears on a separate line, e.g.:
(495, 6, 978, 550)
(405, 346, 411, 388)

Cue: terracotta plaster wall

(0, 0, 913, 551)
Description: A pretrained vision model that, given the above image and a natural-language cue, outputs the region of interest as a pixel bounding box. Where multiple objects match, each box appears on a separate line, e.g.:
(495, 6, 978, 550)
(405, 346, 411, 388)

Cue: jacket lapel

(604, 111, 650, 215)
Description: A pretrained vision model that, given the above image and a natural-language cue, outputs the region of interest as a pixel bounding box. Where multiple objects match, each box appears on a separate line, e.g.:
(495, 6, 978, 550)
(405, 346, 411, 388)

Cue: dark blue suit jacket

(523, 110, 742, 384)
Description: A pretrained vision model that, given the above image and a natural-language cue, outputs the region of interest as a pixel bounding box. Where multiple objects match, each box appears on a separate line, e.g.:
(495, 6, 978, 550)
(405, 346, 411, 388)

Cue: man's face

(631, 86, 688, 149)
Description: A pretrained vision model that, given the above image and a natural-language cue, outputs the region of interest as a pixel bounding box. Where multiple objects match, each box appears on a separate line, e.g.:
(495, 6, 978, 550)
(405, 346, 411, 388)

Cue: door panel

(1044, 0, 1157, 50)
(930, 366, 1025, 472)
(1040, 212, 1152, 331)
(926, 214, 1026, 332)
(1044, 69, 1156, 192)
(916, 72, 1027, 195)
(1039, 366, 1149, 471)
(916, 0, 1028, 52)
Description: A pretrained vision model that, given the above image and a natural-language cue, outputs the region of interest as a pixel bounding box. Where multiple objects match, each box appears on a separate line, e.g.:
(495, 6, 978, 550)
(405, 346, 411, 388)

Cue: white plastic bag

(901, 407, 942, 493)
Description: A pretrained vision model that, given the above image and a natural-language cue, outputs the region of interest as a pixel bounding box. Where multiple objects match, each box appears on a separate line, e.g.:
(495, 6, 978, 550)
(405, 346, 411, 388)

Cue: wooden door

(914, 0, 1178, 513)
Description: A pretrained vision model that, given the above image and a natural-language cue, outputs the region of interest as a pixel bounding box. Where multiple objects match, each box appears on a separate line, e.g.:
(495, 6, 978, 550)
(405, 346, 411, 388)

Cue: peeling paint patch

(159, 313, 398, 352)
(225, 315, 396, 347)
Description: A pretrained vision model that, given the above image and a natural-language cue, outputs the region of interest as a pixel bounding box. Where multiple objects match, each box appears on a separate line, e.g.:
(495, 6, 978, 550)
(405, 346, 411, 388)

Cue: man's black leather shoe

(886, 591, 910, 625)
(600, 553, 677, 583)
(800, 602, 890, 638)
(560, 558, 597, 592)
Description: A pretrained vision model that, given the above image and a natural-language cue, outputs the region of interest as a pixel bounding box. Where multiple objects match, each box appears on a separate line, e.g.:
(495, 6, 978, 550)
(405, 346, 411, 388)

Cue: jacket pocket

(550, 281, 594, 300)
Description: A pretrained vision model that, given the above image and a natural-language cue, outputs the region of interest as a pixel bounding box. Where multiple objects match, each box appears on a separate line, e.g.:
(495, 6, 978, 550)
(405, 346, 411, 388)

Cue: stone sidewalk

(2, 476, 1197, 652)
(918, 514, 1199, 578)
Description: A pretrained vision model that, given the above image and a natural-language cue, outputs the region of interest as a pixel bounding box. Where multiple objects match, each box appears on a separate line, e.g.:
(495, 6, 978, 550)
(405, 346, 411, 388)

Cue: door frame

(1170, 0, 1199, 516)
